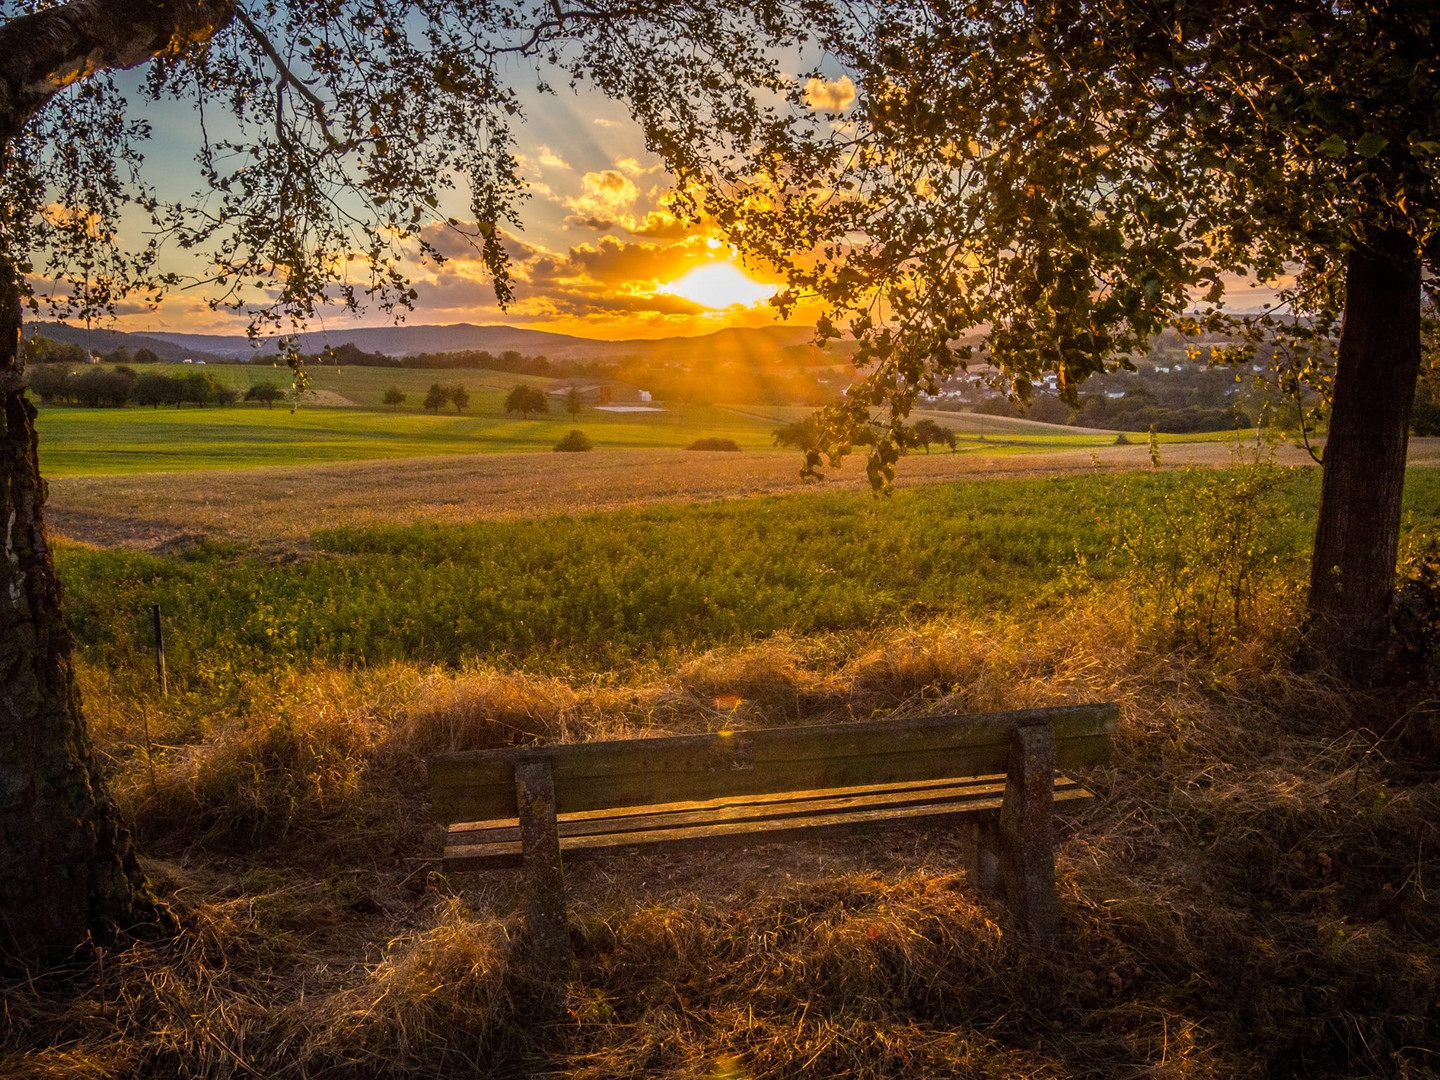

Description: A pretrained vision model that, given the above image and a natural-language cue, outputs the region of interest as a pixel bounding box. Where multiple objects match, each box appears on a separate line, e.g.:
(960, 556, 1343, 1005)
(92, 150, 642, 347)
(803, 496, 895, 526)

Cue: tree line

(254, 340, 612, 376)
(26, 365, 286, 408)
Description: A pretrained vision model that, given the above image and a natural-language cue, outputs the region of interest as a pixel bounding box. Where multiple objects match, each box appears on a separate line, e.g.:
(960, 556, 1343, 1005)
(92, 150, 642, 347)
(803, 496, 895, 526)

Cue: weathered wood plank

(453, 772, 1014, 836)
(450, 776, 1090, 846)
(429, 705, 1116, 821)
(443, 784, 1095, 870)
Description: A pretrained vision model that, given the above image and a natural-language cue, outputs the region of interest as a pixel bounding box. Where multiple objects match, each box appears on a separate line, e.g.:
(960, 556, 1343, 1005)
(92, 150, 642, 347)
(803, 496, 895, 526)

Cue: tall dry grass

(5, 589, 1438, 1078)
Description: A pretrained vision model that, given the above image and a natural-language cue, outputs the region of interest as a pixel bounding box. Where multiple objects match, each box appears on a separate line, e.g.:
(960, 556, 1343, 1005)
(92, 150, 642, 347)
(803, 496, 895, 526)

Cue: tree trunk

(0, 261, 158, 961)
(1306, 230, 1424, 682)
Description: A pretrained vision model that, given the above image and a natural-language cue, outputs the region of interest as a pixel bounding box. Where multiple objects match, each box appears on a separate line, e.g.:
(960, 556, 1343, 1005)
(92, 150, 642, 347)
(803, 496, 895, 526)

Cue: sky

(69, 60, 854, 343)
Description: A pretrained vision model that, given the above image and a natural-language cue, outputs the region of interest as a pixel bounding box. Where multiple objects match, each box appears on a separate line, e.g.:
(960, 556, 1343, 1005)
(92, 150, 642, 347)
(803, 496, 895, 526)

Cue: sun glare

(663, 262, 777, 310)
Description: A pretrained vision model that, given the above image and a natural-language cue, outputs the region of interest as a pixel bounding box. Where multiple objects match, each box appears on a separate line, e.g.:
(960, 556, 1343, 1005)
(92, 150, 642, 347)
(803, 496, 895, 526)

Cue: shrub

(686, 437, 740, 451)
(383, 386, 406, 410)
(554, 429, 593, 453)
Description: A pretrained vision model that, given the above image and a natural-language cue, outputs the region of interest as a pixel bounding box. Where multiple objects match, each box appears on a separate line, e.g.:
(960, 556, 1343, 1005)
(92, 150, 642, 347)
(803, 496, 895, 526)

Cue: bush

(554, 429, 593, 453)
(686, 437, 740, 451)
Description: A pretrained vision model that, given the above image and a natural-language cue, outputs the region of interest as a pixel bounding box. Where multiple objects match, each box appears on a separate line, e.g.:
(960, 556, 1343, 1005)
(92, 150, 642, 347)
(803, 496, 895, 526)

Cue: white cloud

(804, 75, 856, 112)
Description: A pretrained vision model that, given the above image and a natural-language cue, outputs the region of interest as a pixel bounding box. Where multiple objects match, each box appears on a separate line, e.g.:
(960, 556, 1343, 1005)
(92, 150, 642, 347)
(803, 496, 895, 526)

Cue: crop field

(44, 435, 1349, 547)
(55, 465, 1440, 682)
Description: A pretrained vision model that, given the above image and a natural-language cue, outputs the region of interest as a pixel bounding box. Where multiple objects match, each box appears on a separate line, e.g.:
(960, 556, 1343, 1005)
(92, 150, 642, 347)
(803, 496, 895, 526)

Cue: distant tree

(424, 383, 452, 413)
(245, 382, 285, 409)
(565, 387, 583, 418)
(383, 386, 407, 411)
(184, 371, 219, 407)
(554, 429, 593, 452)
(25, 364, 74, 404)
(505, 384, 548, 418)
(450, 383, 470, 413)
(215, 384, 240, 407)
(912, 419, 957, 454)
(102, 346, 131, 366)
(131, 347, 160, 364)
(71, 368, 136, 407)
(773, 416, 823, 450)
(134, 373, 183, 408)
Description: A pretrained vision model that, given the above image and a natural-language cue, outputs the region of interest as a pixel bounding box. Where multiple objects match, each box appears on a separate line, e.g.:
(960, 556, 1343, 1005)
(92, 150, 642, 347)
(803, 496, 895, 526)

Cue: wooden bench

(427, 703, 1117, 976)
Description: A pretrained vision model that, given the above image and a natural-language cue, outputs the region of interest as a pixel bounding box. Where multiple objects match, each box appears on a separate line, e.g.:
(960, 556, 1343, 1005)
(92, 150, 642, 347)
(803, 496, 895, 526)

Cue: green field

(32, 363, 1140, 474)
(33, 394, 792, 474)
(59, 466, 1440, 684)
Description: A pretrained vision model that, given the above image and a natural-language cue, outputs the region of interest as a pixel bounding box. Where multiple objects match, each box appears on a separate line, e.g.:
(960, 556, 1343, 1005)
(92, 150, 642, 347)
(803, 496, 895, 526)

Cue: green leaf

(1355, 132, 1388, 158)
(1318, 135, 1348, 157)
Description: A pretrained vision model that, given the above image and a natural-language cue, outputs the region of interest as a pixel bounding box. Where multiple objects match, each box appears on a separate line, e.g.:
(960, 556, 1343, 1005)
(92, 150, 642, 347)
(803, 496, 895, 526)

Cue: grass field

(31, 361, 1151, 475)
(55, 465, 1440, 682)
(33, 396, 798, 473)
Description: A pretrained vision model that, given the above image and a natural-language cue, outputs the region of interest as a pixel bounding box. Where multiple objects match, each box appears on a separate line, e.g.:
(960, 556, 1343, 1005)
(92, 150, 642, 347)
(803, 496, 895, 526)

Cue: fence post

(151, 603, 167, 697)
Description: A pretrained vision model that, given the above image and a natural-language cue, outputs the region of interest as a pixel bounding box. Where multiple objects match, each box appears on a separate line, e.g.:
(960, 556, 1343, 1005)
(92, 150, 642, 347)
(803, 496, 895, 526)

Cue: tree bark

(0, 0, 233, 960)
(1307, 230, 1424, 682)
(0, 260, 161, 960)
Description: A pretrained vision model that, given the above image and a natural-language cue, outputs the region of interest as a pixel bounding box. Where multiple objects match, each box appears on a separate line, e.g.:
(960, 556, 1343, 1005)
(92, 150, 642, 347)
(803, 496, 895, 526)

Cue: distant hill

(29, 323, 232, 364)
(30, 321, 833, 366)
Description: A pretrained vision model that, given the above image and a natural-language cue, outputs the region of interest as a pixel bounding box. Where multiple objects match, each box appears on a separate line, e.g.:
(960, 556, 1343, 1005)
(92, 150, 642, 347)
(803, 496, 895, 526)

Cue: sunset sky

(76, 65, 857, 342)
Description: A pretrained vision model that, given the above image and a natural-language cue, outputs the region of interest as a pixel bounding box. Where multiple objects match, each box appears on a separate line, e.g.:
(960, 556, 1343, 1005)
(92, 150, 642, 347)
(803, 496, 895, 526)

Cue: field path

(46, 438, 1440, 550)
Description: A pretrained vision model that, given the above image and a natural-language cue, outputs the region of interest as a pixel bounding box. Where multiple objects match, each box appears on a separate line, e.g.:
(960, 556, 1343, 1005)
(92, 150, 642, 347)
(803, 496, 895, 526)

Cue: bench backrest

(428, 703, 1117, 823)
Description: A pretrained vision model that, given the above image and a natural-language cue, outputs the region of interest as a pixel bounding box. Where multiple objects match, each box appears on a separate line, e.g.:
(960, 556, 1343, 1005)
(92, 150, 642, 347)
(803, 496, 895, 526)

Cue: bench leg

(998, 723, 1058, 939)
(515, 756, 572, 980)
(967, 819, 1002, 897)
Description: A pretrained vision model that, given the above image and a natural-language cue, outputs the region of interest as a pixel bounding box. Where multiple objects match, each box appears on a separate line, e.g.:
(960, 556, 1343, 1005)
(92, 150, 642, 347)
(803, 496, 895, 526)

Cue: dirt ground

(45, 438, 1439, 550)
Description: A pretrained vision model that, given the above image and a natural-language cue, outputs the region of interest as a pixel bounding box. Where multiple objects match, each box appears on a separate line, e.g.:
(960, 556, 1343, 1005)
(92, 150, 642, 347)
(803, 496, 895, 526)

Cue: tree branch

(0, 0, 235, 139)
(232, 6, 337, 145)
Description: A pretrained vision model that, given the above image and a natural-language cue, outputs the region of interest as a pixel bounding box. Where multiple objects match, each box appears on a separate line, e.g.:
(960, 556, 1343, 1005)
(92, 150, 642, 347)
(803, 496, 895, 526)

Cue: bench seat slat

(442, 774, 1093, 870)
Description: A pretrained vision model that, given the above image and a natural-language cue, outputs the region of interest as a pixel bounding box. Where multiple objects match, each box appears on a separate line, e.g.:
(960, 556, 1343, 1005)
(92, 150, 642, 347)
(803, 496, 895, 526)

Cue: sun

(662, 262, 777, 309)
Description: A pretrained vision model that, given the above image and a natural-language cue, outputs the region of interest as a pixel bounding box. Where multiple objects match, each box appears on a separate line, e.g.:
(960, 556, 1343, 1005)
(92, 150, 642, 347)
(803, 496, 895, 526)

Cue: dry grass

(6, 594, 1440, 1078)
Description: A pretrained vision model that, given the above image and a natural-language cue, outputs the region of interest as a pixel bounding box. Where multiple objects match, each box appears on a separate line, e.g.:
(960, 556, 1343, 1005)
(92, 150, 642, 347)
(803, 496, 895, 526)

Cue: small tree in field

(450, 384, 470, 413)
(424, 383, 452, 413)
(245, 382, 284, 408)
(913, 419, 956, 454)
(565, 387, 583, 418)
(505, 384, 548, 418)
(383, 386, 406, 411)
